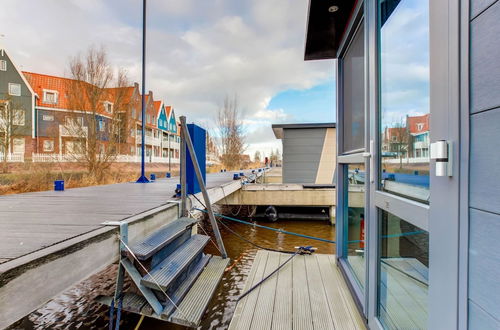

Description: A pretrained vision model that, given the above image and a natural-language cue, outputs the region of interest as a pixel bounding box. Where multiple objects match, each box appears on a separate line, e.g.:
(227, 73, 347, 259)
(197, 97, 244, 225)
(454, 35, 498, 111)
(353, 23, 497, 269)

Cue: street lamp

(136, 0, 149, 183)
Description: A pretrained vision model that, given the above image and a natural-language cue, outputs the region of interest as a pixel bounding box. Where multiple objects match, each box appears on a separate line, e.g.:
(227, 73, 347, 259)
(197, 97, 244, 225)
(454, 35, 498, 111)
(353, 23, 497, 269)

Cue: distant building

(272, 123, 336, 184)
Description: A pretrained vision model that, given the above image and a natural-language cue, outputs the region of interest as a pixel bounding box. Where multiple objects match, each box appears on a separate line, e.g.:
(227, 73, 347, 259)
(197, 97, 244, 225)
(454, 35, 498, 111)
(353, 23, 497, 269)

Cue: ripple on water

(10, 219, 335, 330)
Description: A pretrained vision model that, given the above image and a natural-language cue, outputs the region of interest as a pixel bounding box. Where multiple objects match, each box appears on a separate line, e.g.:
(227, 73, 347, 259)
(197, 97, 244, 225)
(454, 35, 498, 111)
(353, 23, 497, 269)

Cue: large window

(345, 164, 366, 289)
(342, 22, 365, 153)
(378, 211, 428, 329)
(379, 0, 430, 203)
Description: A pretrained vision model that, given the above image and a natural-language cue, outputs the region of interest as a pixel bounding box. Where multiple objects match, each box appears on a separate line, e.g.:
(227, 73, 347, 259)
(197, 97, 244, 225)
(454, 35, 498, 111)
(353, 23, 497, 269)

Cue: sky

(0, 0, 336, 158)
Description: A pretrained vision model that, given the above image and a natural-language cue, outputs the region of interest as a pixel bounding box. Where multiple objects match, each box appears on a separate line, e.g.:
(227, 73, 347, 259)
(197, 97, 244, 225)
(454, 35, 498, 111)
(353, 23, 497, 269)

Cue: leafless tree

(0, 97, 25, 173)
(216, 95, 246, 169)
(254, 150, 261, 163)
(389, 118, 410, 169)
(65, 46, 130, 180)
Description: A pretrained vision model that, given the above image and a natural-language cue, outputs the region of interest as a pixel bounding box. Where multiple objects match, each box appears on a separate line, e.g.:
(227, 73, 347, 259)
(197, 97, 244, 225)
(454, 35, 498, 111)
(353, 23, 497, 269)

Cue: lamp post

(136, 0, 149, 183)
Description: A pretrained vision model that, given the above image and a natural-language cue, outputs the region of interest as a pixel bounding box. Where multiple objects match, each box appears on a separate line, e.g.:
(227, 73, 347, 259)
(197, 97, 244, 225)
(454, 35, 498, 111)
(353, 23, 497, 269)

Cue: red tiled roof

(165, 106, 172, 118)
(23, 71, 73, 109)
(153, 100, 162, 112)
(23, 71, 137, 115)
(407, 114, 429, 134)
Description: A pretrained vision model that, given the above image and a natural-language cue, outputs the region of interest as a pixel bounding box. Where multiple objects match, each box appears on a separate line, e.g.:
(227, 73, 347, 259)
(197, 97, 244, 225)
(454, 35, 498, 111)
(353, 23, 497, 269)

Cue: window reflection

(379, 210, 428, 330)
(342, 22, 365, 153)
(379, 0, 430, 203)
(345, 164, 366, 289)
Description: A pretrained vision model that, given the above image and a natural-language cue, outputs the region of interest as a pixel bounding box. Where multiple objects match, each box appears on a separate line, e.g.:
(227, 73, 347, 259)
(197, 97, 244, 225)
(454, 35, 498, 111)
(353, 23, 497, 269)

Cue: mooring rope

(237, 246, 316, 302)
(194, 208, 337, 244)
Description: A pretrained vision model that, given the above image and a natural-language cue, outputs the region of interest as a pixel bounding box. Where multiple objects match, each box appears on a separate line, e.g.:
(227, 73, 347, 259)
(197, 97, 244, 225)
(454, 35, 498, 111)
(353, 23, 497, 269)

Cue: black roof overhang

(304, 0, 358, 61)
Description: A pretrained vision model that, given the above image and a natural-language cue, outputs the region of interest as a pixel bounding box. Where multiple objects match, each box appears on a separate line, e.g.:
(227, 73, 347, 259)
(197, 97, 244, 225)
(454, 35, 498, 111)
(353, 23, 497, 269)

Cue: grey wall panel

(468, 208, 500, 322)
(470, 0, 498, 19)
(469, 299, 500, 329)
(282, 128, 326, 183)
(469, 108, 500, 214)
(0, 51, 33, 137)
(470, 1, 500, 113)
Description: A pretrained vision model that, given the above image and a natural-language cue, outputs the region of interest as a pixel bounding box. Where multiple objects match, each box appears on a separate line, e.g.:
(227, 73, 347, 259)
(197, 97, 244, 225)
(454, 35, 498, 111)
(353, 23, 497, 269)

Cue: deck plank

(229, 252, 366, 330)
(292, 254, 314, 330)
(250, 251, 280, 330)
(304, 254, 335, 329)
(271, 253, 293, 330)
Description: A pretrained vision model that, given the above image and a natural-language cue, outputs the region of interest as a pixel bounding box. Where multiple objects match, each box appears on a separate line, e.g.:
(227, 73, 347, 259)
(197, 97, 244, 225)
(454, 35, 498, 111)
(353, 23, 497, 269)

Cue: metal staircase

(98, 218, 229, 327)
(98, 116, 229, 328)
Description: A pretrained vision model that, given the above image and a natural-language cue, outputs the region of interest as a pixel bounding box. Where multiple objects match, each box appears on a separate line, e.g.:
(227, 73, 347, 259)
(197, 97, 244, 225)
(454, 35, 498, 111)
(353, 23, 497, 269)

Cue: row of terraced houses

(0, 47, 208, 165)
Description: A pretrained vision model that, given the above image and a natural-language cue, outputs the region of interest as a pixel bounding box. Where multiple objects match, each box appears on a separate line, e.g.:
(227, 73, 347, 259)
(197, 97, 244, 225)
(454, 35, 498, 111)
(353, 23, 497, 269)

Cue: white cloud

(0, 0, 332, 150)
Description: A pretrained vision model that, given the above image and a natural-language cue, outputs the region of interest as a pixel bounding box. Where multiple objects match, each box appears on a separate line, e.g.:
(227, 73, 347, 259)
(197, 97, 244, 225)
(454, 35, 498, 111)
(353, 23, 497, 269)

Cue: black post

(136, 0, 149, 183)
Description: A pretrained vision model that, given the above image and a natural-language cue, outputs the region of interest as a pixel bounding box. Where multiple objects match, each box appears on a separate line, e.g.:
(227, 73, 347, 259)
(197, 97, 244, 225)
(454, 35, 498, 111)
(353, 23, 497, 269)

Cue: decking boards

(348, 255, 428, 329)
(229, 251, 366, 330)
(0, 172, 243, 264)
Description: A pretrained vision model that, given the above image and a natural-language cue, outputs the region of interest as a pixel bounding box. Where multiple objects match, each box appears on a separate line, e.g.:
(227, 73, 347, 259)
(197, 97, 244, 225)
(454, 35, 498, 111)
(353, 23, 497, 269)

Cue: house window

(13, 109, 25, 125)
(13, 138, 25, 153)
(99, 120, 106, 131)
(43, 114, 54, 121)
(130, 129, 135, 137)
(65, 116, 83, 126)
(0, 60, 6, 71)
(8, 83, 21, 96)
(43, 90, 58, 104)
(104, 102, 113, 114)
(416, 123, 424, 131)
(43, 140, 54, 152)
(132, 109, 136, 118)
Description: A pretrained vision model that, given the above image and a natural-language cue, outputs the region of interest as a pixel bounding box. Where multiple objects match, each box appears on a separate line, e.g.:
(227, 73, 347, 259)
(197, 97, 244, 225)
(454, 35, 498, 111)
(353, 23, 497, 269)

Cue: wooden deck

(229, 251, 366, 330)
(348, 255, 428, 329)
(0, 170, 258, 329)
(0, 172, 242, 264)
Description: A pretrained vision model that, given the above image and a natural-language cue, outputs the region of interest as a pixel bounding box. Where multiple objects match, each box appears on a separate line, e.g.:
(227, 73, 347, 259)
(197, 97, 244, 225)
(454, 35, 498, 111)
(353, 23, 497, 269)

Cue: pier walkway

(0, 171, 255, 329)
(229, 250, 366, 330)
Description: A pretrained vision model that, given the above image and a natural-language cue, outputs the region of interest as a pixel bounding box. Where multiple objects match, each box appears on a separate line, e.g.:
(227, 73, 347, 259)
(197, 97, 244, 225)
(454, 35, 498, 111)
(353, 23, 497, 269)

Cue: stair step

(95, 256, 229, 327)
(170, 256, 230, 327)
(131, 217, 198, 260)
(141, 234, 210, 292)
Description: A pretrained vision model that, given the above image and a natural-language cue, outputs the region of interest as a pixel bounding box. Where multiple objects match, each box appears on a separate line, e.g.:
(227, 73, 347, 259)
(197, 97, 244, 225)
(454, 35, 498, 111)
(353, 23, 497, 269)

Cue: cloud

(0, 0, 331, 150)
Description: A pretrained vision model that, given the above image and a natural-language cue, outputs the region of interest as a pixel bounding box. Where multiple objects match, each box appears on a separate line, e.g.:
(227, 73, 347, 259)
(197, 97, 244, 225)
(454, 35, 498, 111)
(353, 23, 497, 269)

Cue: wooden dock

(229, 250, 366, 330)
(0, 171, 256, 329)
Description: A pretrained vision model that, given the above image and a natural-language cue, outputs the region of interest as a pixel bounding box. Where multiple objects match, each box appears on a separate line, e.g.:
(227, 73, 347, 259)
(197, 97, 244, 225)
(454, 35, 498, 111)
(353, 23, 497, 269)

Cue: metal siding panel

(468, 299, 500, 329)
(0, 51, 33, 137)
(468, 208, 500, 320)
(282, 128, 325, 183)
(470, 2, 500, 113)
(470, 108, 500, 214)
(470, 0, 497, 19)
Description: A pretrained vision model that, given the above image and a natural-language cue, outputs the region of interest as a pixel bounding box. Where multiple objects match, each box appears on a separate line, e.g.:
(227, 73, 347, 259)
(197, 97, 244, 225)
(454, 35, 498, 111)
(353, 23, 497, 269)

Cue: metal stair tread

(130, 217, 198, 260)
(141, 234, 210, 291)
(169, 256, 230, 327)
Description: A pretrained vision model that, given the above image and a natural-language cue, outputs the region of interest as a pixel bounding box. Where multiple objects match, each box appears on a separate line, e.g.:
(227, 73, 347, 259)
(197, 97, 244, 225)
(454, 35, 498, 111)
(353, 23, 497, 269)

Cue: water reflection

(11, 218, 335, 329)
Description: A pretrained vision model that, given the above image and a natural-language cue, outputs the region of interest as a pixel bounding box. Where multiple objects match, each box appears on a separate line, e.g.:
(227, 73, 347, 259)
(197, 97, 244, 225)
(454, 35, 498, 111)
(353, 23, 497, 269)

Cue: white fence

(382, 157, 430, 164)
(0, 153, 24, 162)
(32, 153, 180, 164)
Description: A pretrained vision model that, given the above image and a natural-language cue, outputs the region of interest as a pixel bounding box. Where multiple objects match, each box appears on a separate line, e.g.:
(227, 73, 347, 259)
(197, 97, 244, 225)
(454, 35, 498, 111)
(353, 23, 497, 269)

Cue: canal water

(10, 216, 335, 330)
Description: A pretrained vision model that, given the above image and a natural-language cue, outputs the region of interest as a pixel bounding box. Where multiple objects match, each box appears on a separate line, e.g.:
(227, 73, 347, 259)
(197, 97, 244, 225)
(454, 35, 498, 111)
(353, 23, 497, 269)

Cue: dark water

(11, 215, 336, 330)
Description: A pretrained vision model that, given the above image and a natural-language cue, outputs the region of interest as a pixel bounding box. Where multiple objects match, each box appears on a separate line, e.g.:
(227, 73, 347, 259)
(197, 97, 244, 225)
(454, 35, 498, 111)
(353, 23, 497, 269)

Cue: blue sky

(0, 0, 335, 157)
(267, 80, 336, 123)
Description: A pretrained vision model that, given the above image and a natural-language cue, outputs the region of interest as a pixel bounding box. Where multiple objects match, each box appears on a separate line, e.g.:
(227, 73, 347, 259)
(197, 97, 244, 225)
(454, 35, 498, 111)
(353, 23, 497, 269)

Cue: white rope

(187, 210, 223, 256)
(118, 238, 189, 320)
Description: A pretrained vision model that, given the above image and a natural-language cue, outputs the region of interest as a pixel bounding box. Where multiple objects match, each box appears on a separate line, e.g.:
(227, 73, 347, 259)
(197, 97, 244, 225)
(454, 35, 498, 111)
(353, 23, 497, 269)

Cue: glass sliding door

(345, 164, 366, 289)
(337, 9, 368, 312)
(376, 0, 430, 328)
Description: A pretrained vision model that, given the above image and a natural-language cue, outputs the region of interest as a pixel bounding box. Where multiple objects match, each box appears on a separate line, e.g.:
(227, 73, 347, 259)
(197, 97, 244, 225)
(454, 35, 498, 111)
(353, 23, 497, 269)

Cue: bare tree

(0, 97, 25, 173)
(388, 118, 410, 169)
(216, 95, 246, 169)
(65, 46, 130, 180)
(254, 150, 261, 163)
